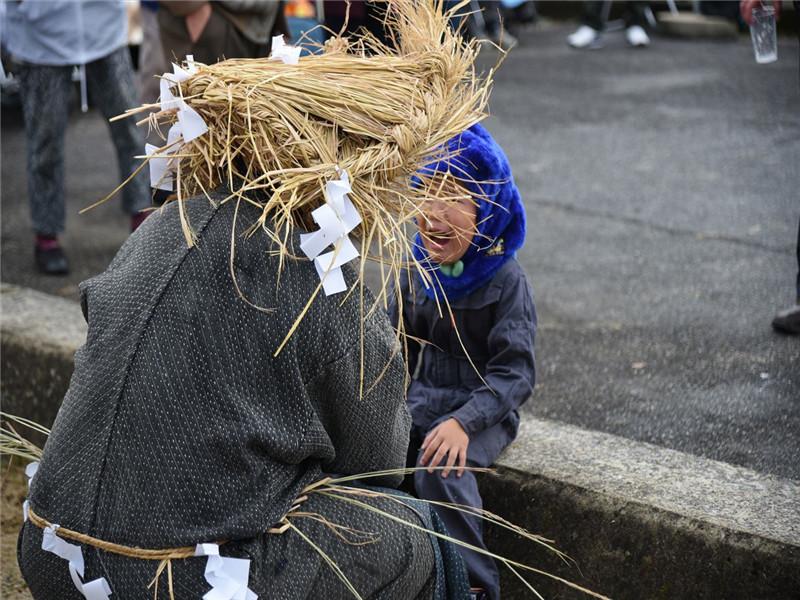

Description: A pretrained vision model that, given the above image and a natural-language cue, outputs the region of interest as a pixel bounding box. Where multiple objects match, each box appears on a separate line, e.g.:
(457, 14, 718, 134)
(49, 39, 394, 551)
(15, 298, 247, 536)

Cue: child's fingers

(441, 447, 459, 478)
(456, 447, 467, 477)
(427, 444, 449, 474)
(420, 434, 441, 466)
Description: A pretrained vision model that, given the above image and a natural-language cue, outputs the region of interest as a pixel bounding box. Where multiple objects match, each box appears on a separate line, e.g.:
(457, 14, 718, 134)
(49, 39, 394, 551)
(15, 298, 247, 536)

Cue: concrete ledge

(1, 283, 86, 430)
(484, 420, 800, 599)
(2, 283, 799, 599)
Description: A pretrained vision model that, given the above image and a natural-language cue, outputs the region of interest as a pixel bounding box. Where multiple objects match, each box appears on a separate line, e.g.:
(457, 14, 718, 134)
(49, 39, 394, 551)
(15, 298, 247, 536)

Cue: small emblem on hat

(486, 238, 505, 256)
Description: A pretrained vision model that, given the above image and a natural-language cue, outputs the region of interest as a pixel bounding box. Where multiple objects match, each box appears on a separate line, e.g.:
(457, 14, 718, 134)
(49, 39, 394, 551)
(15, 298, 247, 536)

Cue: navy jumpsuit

(392, 258, 537, 599)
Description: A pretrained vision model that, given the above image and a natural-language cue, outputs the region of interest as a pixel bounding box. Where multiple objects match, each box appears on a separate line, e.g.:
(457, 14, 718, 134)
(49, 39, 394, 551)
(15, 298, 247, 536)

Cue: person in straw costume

(16, 1, 481, 597)
(14, 3, 605, 599)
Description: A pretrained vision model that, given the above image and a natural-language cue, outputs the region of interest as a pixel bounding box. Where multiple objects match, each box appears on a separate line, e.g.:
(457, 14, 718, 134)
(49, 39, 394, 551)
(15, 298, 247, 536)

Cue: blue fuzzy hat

(412, 123, 526, 301)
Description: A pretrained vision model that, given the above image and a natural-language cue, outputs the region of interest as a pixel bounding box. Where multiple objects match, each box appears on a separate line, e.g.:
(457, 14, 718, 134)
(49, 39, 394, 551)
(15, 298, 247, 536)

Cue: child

(393, 123, 536, 600)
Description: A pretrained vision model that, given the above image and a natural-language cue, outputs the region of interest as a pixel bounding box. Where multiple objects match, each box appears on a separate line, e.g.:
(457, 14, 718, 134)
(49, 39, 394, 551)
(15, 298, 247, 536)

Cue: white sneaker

(567, 25, 602, 49)
(626, 25, 650, 47)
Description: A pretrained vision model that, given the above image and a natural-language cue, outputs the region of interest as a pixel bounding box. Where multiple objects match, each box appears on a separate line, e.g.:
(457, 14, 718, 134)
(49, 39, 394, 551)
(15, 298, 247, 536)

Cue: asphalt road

(2, 23, 798, 479)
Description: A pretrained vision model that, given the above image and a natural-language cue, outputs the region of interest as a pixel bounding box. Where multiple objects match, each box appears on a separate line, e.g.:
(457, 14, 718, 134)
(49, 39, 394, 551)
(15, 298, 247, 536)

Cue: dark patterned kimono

(17, 194, 469, 599)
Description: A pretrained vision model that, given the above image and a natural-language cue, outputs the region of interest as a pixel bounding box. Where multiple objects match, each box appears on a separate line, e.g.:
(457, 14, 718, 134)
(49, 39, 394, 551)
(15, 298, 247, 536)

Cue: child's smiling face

(418, 177, 477, 265)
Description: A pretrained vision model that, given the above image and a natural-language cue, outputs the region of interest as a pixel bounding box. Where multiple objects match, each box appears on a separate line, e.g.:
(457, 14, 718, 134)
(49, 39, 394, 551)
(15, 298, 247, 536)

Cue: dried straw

(0, 412, 49, 462)
(102, 0, 501, 367)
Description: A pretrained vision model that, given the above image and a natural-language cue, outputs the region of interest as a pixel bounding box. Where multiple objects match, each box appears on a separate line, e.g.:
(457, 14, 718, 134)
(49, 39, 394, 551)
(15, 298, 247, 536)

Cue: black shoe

(772, 304, 800, 335)
(35, 245, 69, 275)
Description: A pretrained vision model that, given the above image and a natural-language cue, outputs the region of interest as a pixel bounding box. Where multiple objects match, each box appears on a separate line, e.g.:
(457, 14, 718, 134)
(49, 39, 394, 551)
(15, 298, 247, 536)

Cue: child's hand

(420, 418, 469, 478)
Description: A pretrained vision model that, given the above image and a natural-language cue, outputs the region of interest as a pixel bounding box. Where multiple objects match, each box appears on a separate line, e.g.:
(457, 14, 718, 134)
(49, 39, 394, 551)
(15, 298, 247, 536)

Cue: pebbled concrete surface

(2, 24, 799, 480)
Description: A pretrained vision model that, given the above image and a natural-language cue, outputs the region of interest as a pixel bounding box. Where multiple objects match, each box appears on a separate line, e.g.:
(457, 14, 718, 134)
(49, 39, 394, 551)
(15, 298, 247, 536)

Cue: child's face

(418, 180, 477, 265)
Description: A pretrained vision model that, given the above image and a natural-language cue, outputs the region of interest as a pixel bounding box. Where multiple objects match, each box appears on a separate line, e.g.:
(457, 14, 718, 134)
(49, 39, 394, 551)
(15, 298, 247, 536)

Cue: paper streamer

(195, 543, 258, 600)
(26, 464, 111, 598)
(147, 56, 208, 191)
(270, 35, 301, 65)
(299, 169, 363, 295)
(22, 461, 39, 522)
(41, 525, 112, 599)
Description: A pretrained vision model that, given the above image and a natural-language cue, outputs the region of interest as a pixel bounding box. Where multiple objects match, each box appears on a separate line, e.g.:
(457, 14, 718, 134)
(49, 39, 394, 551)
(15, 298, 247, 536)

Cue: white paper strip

(195, 543, 257, 600)
(146, 144, 174, 191)
(299, 170, 362, 296)
(159, 73, 181, 111)
(316, 237, 360, 273)
(23, 461, 38, 521)
(41, 526, 112, 599)
(79, 576, 113, 600)
(315, 260, 347, 295)
(25, 461, 39, 485)
(42, 526, 85, 577)
(270, 35, 301, 65)
(171, 63, 193, 82)
(177, 103, 208, 143)
(147, 55, 209, 191)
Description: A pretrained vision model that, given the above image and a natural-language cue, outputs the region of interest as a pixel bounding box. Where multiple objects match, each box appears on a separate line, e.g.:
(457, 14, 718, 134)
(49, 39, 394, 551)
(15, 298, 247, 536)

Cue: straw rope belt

(25, 477, 333, 560)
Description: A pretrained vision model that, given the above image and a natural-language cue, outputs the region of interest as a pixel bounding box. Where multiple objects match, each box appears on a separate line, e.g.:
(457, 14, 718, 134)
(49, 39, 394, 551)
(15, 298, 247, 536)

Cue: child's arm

(450, 270, 537, 436)
(418, 269, 537, 478)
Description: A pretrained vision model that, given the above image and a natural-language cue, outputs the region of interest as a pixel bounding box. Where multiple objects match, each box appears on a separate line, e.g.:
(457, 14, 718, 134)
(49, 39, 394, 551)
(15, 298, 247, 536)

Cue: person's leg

(624, 1, 651, 46)
(772, 217, 800, 334)
(18, 63, 72, 238)
(623, 1, 647, 27)
(85, 47, 151, 221)
(415, 465, 500, 600)
(796, 216, 799, 303)
(18, 62, 72, 273)
(479, 0, 518, 49)
(583, 1, 607, 30)
(568, 1, 605, 48)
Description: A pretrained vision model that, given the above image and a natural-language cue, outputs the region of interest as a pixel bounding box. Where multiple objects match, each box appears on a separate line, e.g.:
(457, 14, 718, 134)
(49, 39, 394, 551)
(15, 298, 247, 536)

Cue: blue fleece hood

(412, 123, 526, 301)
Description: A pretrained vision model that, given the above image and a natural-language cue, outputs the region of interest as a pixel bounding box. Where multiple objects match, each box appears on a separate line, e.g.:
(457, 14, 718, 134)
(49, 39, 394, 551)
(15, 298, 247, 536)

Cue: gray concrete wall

(484, 419, 800, 599)
(2, 284, 798, 599)
(1, 284, 86, 437)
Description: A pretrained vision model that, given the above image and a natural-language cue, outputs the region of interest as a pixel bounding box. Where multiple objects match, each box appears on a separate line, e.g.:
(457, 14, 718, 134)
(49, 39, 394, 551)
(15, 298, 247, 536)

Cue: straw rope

(24, 479, 333, 559)
(26, 507, 207, 561)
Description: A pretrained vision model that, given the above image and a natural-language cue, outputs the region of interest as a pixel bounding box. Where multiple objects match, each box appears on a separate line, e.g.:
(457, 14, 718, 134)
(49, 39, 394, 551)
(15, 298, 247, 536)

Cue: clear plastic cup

(750, 5, 778, 64)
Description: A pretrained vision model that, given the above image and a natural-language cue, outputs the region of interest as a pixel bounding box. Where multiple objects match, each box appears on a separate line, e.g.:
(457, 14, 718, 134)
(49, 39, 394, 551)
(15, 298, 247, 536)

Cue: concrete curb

(485, 420, 800, 599)
(1, 284, 86, 432)
(2, 283, 798, 598)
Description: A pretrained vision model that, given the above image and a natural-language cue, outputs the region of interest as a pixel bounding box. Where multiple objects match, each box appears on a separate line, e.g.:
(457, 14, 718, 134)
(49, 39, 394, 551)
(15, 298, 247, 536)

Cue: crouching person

(393, 124, 537, 600)
(17, 195, 469, 599)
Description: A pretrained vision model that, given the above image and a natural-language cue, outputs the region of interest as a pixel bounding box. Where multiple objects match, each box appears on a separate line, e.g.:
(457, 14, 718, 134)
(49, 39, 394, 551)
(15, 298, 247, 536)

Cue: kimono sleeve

(388, 275, 422, 379)
(308, 319, 412, 488)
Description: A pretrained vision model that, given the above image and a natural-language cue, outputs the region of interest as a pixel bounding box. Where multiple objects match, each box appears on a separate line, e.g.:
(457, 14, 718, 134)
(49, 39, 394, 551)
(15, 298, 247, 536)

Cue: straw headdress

(102, 0, 499, 359)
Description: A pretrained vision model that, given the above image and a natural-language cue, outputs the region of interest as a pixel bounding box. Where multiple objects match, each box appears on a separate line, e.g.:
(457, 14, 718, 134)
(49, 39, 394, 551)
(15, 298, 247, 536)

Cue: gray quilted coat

(18, 195, 463, 599)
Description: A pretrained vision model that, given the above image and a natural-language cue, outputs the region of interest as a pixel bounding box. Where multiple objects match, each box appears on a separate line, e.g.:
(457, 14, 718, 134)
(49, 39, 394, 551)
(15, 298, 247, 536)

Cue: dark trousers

(583, 1, 646, 30)
(795, 217, 800, 302)
(18, 47, 149, 236)
(409, 427, 500, 600)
